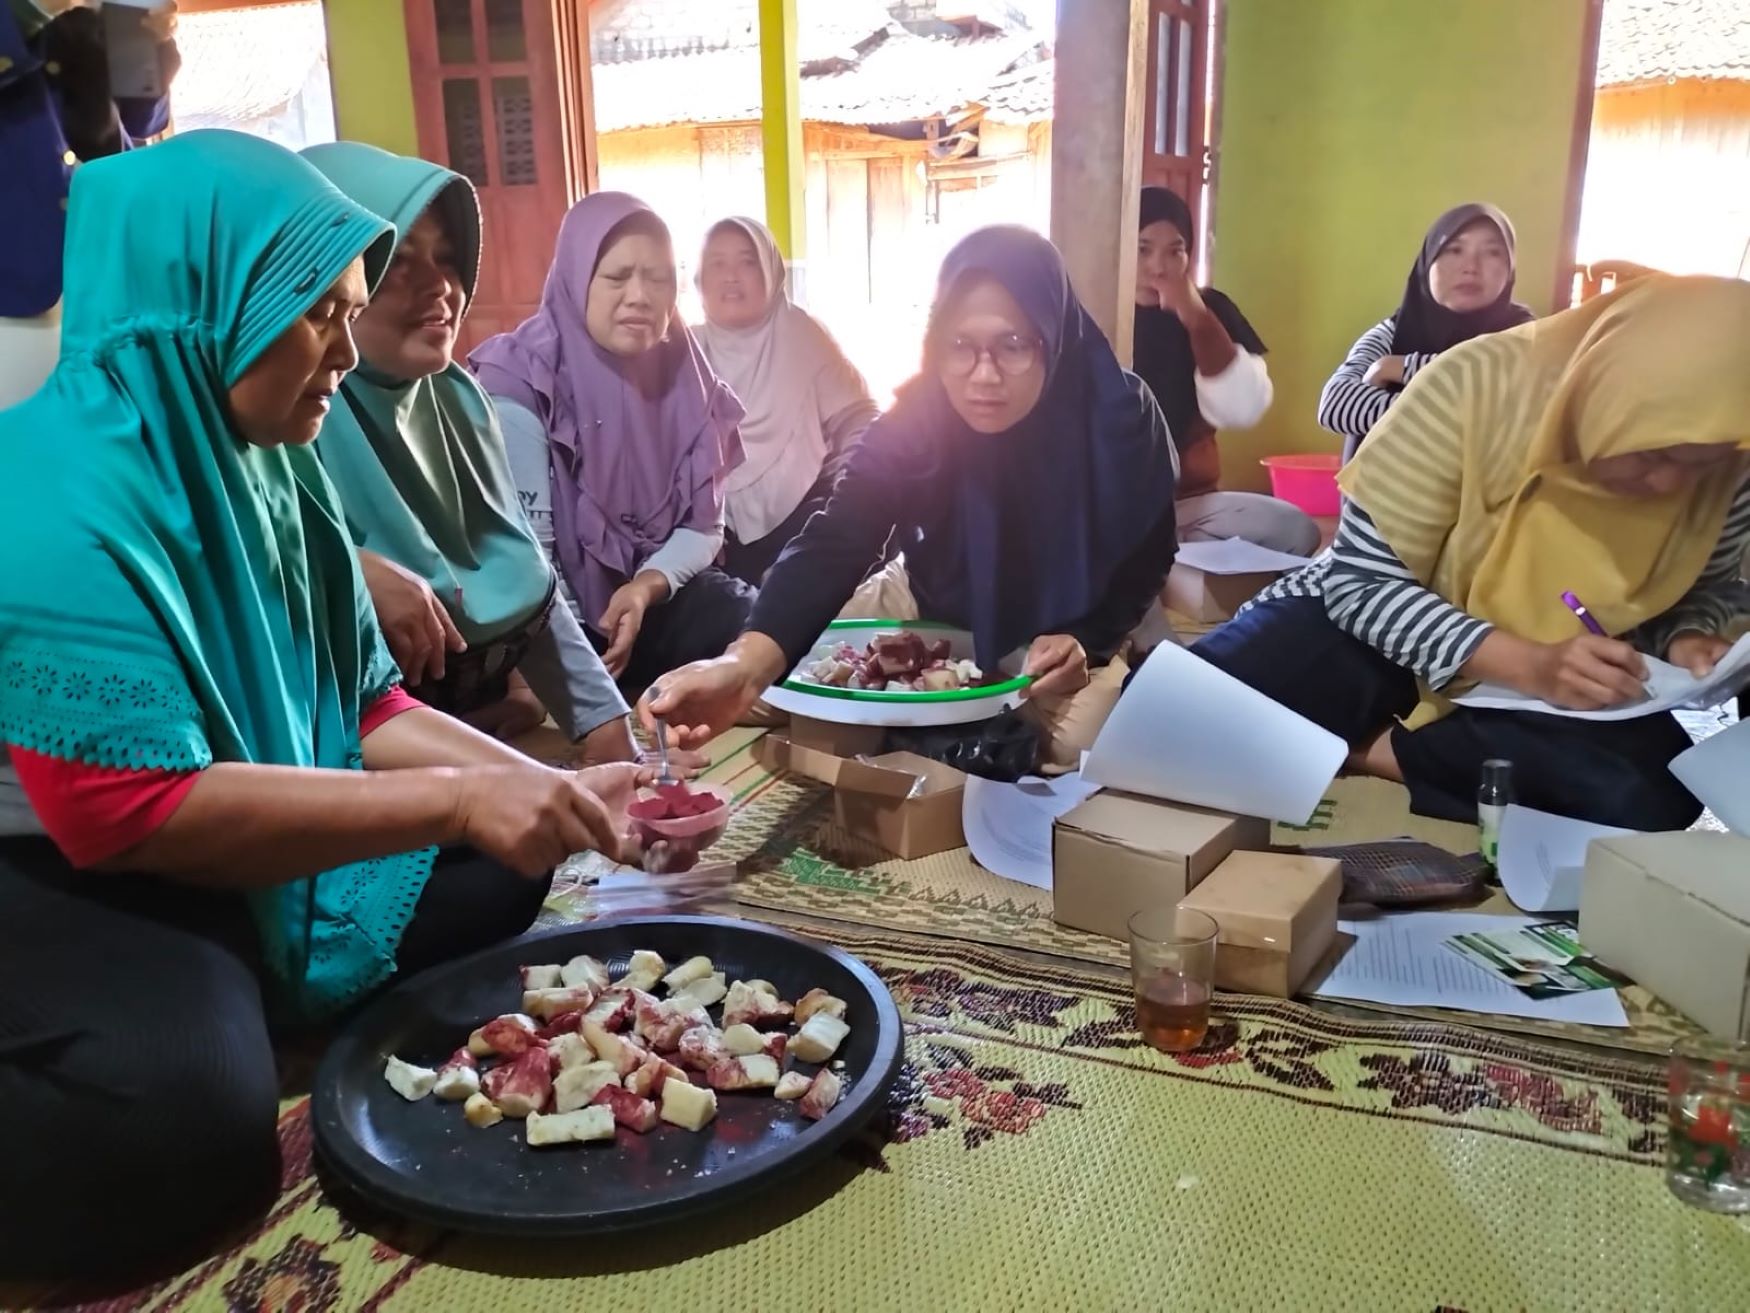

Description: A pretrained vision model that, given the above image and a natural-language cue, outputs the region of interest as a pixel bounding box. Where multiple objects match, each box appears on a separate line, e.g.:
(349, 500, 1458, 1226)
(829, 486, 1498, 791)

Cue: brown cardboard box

(785, 714, 887, 759)
(1178, 851, 1342, 997)
(1578, 832, 1750, 1039)
(1163, 562, 1284, 624)
(755, 736, 966, 859)
(1051, 791, 1269, 941)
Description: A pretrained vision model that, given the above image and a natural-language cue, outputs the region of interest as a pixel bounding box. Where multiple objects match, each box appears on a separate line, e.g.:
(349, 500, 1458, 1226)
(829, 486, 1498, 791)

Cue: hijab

(303, 142, 553, 647)
(469, 193, 743, 627)
(1341, 274, 1750, 726)
(1132, 186, 1266, 449)
(1389, 202, 1535, 356)
(0, 130, 434, 1020)
(694, 216, 874, 543)
(843, 225, 1177, 668)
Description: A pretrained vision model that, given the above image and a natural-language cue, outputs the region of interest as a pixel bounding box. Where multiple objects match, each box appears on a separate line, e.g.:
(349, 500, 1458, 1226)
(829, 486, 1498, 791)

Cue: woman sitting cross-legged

(472, 193, 756, 691)
(304, 143, 635, 759)
(0, 132, 647, 1284)
(695, 215, 879, 584)
(642, 225, 1180, 772)
(1190, 275, 1750, 830)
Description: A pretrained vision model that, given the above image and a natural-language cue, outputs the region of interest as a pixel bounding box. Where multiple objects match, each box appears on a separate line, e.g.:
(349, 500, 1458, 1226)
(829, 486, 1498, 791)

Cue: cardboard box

(1578, 832, 1750, 1038)
(1052, 791, 1269, 941)
(785, 714, 887, 759)
(1178, 851, 1342, 997)
(1163, 562, 1283, 624)
(755, 736, 965, 859)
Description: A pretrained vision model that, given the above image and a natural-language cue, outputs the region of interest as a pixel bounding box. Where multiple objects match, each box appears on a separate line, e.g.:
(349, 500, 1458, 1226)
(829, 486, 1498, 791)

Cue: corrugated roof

(980, 56, 1052, 123)
(592, 29, 1040, 132)
(1596, 0, 1750, 86)
(590, 0, 898, 66)
(170, 0, 327, 122)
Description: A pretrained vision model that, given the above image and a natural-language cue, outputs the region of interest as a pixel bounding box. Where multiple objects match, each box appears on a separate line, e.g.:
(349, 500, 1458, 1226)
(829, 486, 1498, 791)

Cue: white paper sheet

(1496, 804, 1639, 913)
(1082, 641, 1345, 825)
(962, 773, 1102, 889)
(1454, 633, 1750, 721)
(1308, 912, 1629, 1026)
(1172, 537, 1318, 576)
(1671, 716, 1750, 837)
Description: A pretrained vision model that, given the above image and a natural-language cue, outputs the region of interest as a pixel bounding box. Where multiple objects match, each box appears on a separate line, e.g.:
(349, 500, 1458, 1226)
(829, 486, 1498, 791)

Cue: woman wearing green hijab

(302, 142, 634, 761)
(0, 131, 646, 1281)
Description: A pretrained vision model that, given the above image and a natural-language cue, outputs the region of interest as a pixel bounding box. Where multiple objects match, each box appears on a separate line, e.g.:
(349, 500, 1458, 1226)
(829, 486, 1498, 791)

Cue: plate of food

(761, 620, 1030, 728)
(311, 916, 905, 1236)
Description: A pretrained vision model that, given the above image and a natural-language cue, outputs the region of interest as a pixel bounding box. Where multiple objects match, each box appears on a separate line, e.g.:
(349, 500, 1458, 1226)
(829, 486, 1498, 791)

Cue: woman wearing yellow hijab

(1191, 275, 1750, 829)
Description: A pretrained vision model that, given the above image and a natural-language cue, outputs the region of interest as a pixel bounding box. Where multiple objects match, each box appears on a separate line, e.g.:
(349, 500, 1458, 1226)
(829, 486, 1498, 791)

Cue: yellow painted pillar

(758, 0, 806, 292)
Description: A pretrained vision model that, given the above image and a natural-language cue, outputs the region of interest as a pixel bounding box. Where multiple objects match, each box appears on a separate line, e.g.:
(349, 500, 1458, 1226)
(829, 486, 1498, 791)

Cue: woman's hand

(1021, 634, 1090, 700)
(360, 549, 466, 685)
(1666, 631, 1733, 677)
(1363, 355, 1407, 389)
(639, 635, 786, 750)
(451, 761, 650, 876)
(460, 670, 547, 741)
(599, 571, 669, 678)
(1151, 271, 1205, 322)
(1523, 634, 1649, 710)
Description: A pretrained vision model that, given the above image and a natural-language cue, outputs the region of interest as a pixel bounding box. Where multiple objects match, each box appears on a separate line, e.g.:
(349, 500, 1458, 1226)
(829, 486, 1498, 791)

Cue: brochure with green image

(1444, 922, 1625, 999)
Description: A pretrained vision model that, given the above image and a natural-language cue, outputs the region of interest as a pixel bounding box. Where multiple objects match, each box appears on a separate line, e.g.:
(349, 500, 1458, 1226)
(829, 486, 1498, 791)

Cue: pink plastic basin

(1261, 453, 1341, 517)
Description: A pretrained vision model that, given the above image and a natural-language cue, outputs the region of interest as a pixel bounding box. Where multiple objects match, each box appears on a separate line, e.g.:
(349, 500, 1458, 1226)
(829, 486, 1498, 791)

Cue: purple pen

(1561, 590, 1608, 637)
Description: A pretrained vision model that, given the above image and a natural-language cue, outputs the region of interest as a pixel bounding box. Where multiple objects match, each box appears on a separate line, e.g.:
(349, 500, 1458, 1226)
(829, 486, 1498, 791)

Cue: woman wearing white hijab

(695, 217, 879, 583)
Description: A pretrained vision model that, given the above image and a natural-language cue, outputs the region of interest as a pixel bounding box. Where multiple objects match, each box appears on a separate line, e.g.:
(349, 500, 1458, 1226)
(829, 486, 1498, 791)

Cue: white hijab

(694, 217, 874, 543)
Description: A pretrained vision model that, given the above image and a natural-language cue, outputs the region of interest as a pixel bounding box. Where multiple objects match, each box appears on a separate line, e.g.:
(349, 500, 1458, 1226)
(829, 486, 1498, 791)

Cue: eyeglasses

(939, 334, 1042, 378)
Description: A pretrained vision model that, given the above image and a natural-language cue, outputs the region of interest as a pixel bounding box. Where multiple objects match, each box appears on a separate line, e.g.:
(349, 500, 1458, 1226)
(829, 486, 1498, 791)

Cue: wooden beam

(1050, 0, 1149, 364)
(758, 0, 806, 292)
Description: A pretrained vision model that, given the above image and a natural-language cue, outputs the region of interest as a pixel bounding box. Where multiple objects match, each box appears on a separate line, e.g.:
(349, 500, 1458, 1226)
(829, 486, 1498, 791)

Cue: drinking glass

(1128, 906, 1219, 1054)
(1666, 1036, 1750, 1214)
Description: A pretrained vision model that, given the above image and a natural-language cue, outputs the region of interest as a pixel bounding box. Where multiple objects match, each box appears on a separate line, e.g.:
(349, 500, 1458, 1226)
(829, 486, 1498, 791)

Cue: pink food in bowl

(626, 782, 733, 872)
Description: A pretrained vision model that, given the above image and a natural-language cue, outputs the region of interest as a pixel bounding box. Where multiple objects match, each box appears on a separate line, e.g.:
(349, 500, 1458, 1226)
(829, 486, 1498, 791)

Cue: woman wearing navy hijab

(642, 225, 1180, 770)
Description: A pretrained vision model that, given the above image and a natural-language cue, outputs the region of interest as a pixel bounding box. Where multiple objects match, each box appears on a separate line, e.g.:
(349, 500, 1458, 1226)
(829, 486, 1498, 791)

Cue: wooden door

(404, 0, 578, 350)
(1142, 0, 1212, 257)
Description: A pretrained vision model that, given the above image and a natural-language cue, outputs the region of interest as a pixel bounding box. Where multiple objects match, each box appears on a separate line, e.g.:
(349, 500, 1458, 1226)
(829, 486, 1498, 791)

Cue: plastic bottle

(1477, 758, 1514, 867)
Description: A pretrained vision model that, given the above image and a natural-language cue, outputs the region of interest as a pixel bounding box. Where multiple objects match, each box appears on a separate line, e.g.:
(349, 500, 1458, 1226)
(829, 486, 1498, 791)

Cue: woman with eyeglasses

(640, 225, 1179, 770)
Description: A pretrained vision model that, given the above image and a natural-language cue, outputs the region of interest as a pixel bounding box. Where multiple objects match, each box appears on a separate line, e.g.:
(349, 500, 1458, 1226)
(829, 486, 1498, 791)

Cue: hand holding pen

(1532, 591, 1646, 709)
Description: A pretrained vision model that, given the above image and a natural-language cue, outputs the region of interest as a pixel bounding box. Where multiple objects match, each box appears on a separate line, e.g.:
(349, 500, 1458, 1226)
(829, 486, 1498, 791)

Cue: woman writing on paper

(1189, 275, 1750, 831)
(1318, 202, 1534, 463)
(640, 226, 1179, 770)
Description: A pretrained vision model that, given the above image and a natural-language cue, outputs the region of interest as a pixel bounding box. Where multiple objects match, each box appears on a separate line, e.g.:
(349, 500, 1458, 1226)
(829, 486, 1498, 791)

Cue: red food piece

(926, 639, 953, 663)
(675, 1025, 731, 1072)
(635, 997, 711, 1052)
(534, 1011, 585, 1041)
(625, 1055, 688, 1099)
(762, 1032, 788, 1063)
(582, 989, 635, 1033)
(591, 1084, 659, 1133)
(437, 1047, 477, 1074)
(482, 1048, 552, 1118)
(871, 631, 926, 679)
(479, 1014, 544, 1057)
(799, 1068, 843, 1121)
(628, 781, 725, 823)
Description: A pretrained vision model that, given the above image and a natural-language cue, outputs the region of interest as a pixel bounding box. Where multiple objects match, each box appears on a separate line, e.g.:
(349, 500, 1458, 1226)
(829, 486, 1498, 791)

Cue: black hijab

(844, 226, 1176, 668)
(1132, 186, 1266, 451)
(1389, 202, 1535, 355)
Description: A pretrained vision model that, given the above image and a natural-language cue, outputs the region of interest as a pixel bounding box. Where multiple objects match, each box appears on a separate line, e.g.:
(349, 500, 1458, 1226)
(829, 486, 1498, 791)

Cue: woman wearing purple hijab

(471, 193, 754, 689)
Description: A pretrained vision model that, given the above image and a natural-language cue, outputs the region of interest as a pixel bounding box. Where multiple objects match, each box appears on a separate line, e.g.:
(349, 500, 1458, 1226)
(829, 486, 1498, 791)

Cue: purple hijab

(470, 192, 743, 626)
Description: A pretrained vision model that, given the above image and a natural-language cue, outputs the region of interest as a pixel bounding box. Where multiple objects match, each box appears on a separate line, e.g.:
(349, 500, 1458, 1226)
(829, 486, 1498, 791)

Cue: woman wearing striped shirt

(1190, 276, 1750, 830)
(1318, 203, 1534, 463)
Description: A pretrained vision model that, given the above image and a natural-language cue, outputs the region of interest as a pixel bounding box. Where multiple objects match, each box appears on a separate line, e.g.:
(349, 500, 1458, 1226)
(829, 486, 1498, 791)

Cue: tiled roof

(979, 56, 1052, 123)
(169, 0, 327, 122)
(1596, 0, 1750, 86)
(590, 0, 898, 66)
(592, 28, 1042, 131)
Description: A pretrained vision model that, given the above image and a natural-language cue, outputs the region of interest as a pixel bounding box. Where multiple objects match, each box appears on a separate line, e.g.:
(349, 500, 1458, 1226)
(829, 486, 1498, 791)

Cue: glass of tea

(1666, 1036, 1750, 1214)
(1128, 906, 1219, 1054)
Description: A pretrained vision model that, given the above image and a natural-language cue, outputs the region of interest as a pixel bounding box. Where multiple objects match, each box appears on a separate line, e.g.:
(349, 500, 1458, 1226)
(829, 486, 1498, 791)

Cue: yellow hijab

(1338, 274, 1750, 725)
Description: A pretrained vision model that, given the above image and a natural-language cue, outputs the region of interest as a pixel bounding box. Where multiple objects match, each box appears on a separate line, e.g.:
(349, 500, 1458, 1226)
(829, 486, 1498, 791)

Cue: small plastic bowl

(625, 782, 734, 855)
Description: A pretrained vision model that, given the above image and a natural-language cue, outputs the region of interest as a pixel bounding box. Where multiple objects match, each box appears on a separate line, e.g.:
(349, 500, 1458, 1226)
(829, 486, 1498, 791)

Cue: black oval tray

(311, 915, 905, 1236)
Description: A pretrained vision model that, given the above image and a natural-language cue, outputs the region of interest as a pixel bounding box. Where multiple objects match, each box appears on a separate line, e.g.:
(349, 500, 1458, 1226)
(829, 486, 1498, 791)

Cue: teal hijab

(303, 142, 553, 646)
(0, 130, 434, 1022)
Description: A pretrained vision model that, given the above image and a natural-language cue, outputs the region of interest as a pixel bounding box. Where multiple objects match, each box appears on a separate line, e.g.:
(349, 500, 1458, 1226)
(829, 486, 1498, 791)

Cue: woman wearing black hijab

(641, 226, 1180, 770)
(1318, 202, 1534, 462)
(1133, 187, 1318, 556)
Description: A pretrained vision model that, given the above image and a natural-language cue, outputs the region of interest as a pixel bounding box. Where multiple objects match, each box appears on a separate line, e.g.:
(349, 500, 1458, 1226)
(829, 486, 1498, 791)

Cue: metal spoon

(648, 684, 676, 787)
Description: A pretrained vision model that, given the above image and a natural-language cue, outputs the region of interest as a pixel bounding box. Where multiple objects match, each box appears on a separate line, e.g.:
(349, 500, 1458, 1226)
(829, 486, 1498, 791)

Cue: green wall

(1211, 0, 1590, 487)
(324, 0, 420, 157)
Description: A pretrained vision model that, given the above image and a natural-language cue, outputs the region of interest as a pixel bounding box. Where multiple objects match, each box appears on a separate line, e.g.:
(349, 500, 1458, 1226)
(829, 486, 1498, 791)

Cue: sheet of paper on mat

(962, 773, 1101, 889)
(1497, 804, 1640, 913)
(1083, 640, 1345, 824)
(1671, 716, 1750, 836)
(1172, 538, 1321, 576)
(1453, 633, 1750, 721)
(1307, 911, 1629, 1026)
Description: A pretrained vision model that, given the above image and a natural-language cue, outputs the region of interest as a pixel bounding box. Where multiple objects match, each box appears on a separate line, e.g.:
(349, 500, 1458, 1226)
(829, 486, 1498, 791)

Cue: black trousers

(619, 566, 757, 692)
(0, 839, 549, 1284)
(1188, 594, 1702, 831)
(721, 478, 833, 587)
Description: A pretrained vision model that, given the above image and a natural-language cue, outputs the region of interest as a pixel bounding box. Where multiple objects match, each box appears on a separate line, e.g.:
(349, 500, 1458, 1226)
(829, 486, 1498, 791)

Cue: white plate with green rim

(762, 620, 1030, 728)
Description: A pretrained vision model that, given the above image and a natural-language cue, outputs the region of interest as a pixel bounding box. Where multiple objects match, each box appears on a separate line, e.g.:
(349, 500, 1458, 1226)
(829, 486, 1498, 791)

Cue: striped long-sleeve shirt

(1247, 480, 1750, 690)
(1316, 317, 1438, 461)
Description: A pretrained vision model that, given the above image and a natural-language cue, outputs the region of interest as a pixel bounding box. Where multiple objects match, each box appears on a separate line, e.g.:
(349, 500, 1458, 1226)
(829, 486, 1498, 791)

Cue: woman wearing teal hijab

(0, 131, 646, 1281)
(303, 142, 634, 761)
